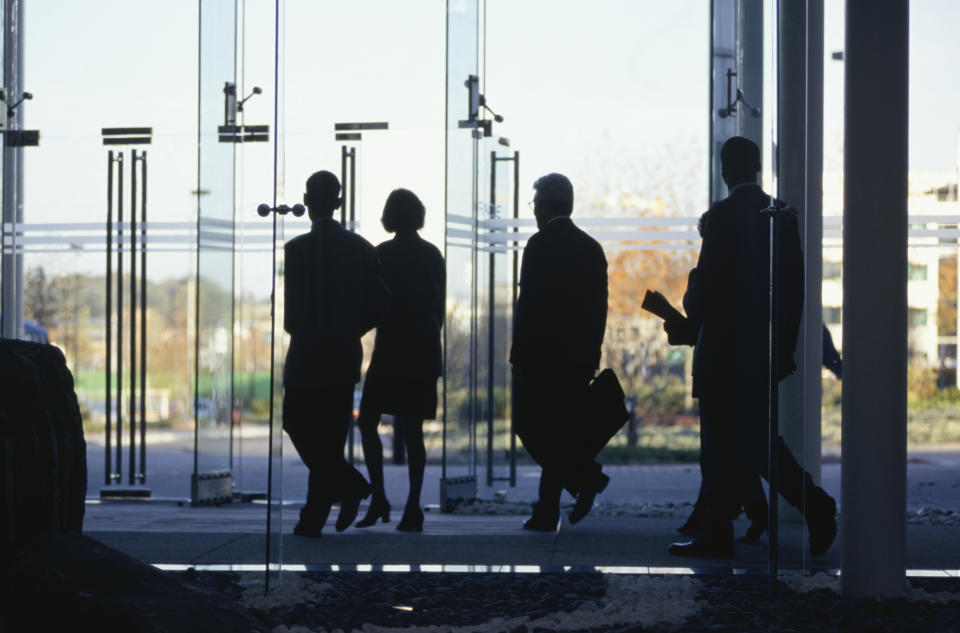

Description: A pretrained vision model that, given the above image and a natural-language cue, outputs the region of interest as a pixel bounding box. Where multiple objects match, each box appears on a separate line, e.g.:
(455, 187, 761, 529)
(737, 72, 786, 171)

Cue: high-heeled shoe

(355, 497, 391, 528)
(396, 506, 424, 532)
(738, 515, 767, 544)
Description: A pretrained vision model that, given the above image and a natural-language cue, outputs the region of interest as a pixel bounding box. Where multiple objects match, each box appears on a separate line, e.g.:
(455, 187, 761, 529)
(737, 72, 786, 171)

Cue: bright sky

(18, 0, 960, 295)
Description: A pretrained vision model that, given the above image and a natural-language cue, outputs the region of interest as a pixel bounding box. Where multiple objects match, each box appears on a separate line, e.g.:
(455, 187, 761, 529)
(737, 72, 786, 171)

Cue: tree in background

(24, 266, 58, 329)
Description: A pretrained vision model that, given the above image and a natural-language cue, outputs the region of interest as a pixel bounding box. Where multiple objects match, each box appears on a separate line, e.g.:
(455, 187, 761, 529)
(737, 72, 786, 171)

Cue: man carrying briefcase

(510, 173, 619, 531)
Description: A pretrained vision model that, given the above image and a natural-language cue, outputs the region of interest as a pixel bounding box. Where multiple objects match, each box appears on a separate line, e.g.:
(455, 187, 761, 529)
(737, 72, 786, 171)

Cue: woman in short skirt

(354, 188, 444, 532)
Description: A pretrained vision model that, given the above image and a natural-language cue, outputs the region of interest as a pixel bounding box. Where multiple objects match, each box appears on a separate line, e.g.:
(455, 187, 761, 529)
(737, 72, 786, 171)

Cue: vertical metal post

(347, 146, 357, 462)
(105, 151, 114, 485)
(139, 151, 148, 483)
(116, 152, 124, 483)
(349, 147, 356, 229)
(2, 0, 25, 340)
(340, 145, 348, 227)
(509, 150, 518, 487)
(486, 150, 496, 487)
(129, 150, 138, 485)
(470, 142, 479, 478)
(767, 203, 783, 594)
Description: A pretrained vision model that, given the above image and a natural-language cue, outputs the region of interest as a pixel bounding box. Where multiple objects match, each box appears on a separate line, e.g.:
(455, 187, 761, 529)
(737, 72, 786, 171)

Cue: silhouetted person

(283, 170, 389, 537)
(676, 325, 845, 543)
(354, 189, 444, 533)
(511, 173, 609, 531)
(666, 137, 836, 558)
(679, 321, 842, 541)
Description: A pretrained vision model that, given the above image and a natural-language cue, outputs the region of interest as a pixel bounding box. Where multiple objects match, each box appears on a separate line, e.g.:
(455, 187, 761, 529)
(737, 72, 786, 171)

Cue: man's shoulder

(285, 232, 313, 251)
(571, 223, 605, 262)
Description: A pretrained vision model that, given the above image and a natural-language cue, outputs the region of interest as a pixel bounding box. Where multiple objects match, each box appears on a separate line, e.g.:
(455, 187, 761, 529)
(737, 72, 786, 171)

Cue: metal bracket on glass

(257, 203, 305, 218)
(0, 90, 39, 145)
(760, 200, 798, 219)
(102, 127, 153, 146)
(218, 124, 269, 143)
(333, 121, 388, 143)
(223, 82, 262, 125)
(459, 74, 504, 138)
(718, 69, 760, 118)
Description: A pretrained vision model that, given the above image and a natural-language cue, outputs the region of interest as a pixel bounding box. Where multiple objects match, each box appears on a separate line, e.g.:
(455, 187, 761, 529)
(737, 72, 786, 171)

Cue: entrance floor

(83, 457, 960, 573)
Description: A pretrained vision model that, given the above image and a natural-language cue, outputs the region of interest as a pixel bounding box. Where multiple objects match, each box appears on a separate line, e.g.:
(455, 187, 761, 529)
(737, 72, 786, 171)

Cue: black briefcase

(584, 368, 630, 458)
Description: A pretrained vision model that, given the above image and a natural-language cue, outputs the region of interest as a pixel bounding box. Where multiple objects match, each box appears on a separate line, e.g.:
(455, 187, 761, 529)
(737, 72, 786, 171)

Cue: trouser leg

(534, 467, 563, 518)
(283, 388, 330, 523)
(741, 471, 768, 522)
(699, 393, 739, 533)
(762, 436, 816, 512)
(321, 382, 370, 502)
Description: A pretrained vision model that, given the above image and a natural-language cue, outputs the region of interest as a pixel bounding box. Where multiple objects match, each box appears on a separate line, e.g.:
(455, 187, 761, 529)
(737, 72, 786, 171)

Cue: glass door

(193, 0, 237, 505)
(441, 0, 481, 508)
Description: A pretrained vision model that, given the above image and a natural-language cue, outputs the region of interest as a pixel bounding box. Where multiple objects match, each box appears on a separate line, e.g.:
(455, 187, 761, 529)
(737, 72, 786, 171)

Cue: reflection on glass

(194, 0, 237, 487)
(442, 0, 480, 495)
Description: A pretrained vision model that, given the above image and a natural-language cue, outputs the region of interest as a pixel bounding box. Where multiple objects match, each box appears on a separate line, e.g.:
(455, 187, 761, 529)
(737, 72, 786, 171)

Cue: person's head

(532, 172, 574, 229)
(381, 188, 426, 234)
(720, 136, 761, 188)
(303, 170, 342, 220)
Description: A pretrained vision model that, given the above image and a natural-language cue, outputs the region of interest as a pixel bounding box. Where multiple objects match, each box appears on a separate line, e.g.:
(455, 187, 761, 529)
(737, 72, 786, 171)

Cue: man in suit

(667, 137, 837, 557)
(510, 172, 610, 531)
(283, 170, 389, 537)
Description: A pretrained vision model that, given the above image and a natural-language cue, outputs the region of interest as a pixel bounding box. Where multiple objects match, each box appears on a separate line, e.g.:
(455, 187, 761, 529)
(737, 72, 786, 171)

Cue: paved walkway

(86, 428, 960, 513)
(82, 428, 960, 572)
(85, 500, 960, 572)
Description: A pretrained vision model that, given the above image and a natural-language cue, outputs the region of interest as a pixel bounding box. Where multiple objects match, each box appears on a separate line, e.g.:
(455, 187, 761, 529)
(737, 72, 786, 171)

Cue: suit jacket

(683, 184, 803, 399)
(510, 216, 608, 379)
(283, 217, 389, 387)
(367, 232, 445, 379)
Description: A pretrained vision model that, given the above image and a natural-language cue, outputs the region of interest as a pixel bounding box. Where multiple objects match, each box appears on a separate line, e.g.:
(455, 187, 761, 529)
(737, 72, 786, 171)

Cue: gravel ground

(181, 570, 960, 633)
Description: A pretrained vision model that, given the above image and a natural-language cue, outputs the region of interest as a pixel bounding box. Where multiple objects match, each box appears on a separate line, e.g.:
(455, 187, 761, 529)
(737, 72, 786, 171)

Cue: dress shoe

(805, 490, 837, 557)
(335, 485, 371, 532)
(668, 524, 734, 558)
(738, 515, 768, 544)
(522, 514, 560, 532)
(396, 505, 424, 532)
(355, 497, 391, 528)
(293, 501, 331, 537)
(292, 520, 324, 538)
(569, 472, 610, 525)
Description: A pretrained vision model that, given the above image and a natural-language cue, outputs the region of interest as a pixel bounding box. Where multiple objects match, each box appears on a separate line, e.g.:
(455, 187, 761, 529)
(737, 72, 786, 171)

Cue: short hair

(720, 136, 761, 177)
(533, 173, 574, 216)
(305, 170, 341, 213)
(381, 188, 425, 233)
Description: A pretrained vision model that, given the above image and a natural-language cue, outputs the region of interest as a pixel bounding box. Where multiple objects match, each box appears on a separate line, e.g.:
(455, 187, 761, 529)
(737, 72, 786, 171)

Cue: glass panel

(902, 2, 960, 577)
(194, 0, 237, 498)
(22, 2, 198, 497)
(442, 0, 480, 505)
(266, 0, 287, 588)
(232, 0, 280, 500)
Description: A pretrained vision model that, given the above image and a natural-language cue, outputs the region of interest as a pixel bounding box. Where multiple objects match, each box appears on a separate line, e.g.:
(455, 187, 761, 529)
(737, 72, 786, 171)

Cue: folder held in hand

(641, 289, 685, 323)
